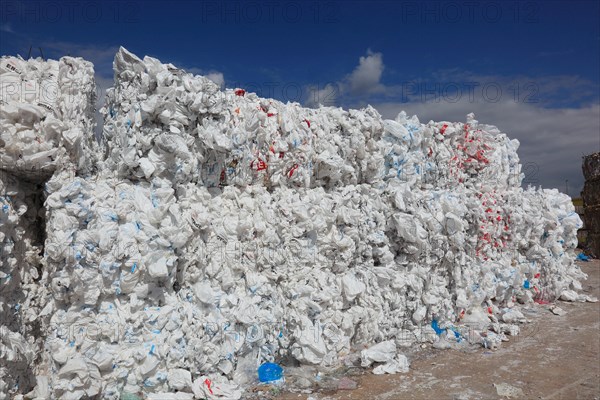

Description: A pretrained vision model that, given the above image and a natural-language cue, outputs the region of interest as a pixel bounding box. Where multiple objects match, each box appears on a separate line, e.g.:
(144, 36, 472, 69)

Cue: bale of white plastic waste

(0, 55, 101, 180)
(36, 169, 193, 397)
(0, 48, 588, 399)
(380, 112, 522, 191)
(35, 175, 585, 398)
(100, 47, 385, 189)
(101, 48, 523, 195)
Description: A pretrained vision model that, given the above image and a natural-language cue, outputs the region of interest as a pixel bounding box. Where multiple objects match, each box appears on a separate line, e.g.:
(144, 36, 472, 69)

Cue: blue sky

(1, 0, 599, 195)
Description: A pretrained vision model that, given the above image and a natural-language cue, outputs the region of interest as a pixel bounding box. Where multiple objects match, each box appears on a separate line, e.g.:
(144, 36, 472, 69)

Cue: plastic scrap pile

(0, 53, 99, 398)
(0, 55, 100, 179)
(0, 48, 593, 399)
(100, 49, 384, 189)
(0, 172, 44, 397)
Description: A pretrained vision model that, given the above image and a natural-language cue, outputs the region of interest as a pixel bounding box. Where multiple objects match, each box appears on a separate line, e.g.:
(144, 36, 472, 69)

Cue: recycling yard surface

(275, 260, 600, 400)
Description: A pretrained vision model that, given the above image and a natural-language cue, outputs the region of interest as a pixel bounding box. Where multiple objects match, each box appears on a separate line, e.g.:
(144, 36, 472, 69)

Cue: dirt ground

(270, 260, 600, 400)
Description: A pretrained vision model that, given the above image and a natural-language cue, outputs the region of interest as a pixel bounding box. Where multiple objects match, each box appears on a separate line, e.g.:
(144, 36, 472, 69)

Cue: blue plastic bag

(431, 320, 445, 335)
(258, 362, 283, 383)
(577, 253, 590, 262)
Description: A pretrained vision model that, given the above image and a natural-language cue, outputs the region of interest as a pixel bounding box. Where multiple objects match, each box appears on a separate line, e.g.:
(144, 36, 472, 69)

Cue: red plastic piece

(288, 164, 299, 178)
(251, 159, 267, 171)
(204, 379, 214, 394)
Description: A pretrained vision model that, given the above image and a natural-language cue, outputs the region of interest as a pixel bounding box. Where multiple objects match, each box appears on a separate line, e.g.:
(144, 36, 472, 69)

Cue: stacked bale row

(0, 48, 589, 399)
(582, 152, 600, 257)
(0, 54, 98, 398)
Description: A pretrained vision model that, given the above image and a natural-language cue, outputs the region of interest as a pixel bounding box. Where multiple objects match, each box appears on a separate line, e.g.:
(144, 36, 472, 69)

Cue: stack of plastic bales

(582, 152, 600, 257)
(0, 48, 590, 399)
(100, 48, 385, 189)
(0, 54, 99, 399)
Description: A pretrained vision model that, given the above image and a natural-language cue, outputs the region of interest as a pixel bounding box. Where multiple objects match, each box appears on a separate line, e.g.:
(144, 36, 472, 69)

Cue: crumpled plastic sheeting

(100, 47, 385, 189)
(381, 112, 522, 191)
(0, 172, 43, 399)
(37, 171, 193, 398)
(0, 48, 587, 399)
(512, 188, 586, 301)
(0, 56, 101, 180)
(37, 175, 389, 397)
(101, 49, 520, 193)
(34, 176, 584, 398)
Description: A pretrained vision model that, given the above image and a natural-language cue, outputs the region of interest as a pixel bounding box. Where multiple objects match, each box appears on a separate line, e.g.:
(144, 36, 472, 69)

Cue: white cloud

(391, 70, 599, 108)
(347, 50, 385, 95)
(303, 49, 386, 108)
(205, 72, 225, 88)
(185, 67, 225, 88)
(305, 83, 339, 107)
